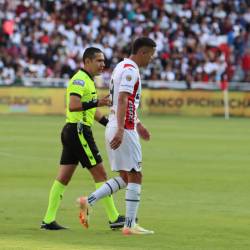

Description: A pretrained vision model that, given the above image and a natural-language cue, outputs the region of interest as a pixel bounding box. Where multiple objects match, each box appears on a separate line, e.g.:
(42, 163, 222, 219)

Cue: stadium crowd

(0, 0, 250, 86)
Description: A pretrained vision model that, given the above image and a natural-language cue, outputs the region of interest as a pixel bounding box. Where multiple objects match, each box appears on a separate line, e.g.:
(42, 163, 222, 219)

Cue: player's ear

(139, 47, 149, 56)
(138, 48, 143, 55)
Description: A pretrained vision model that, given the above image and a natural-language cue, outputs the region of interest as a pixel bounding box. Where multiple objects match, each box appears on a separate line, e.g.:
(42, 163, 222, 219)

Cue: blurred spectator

(241, 48, 250, 81)
(0, 0, 250, 86)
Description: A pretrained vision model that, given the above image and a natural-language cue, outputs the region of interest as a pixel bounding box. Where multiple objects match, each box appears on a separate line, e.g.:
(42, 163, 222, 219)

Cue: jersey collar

(123, 58, 139, 71)
(80, 68, 94, 81)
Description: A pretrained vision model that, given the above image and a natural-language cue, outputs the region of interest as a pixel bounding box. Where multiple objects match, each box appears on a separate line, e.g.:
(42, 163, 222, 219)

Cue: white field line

(0, 150, 57, 161)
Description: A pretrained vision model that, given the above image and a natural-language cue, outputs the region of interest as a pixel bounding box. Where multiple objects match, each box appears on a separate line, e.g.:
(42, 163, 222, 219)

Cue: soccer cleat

(109, 215, 125, 230)
(122, 224, 154, 235)
(40, 221, 67, 230)
(77, 196, 90, 228)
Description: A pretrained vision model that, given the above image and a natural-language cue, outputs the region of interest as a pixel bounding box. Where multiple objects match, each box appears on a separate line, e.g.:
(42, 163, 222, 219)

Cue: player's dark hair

(131, 37, 156, 54)
(82, 47, 103, 62)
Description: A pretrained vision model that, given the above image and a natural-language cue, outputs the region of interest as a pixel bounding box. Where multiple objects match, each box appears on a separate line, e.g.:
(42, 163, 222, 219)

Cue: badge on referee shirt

(73, 79, 85, 86)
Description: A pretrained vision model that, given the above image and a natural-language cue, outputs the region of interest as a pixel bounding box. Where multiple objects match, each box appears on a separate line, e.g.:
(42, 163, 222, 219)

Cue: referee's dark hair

(82, 47, 103, 62)
(131, 37, 156, 54)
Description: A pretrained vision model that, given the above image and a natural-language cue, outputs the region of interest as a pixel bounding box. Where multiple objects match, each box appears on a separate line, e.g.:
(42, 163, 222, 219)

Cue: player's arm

(134, 111, 150, 141)
(69, 94, 111, 112)
(110, 68, 137, 149)
(136, 121, 150, 141)
(110, 91, 130, 150)
(94, 109, 109, 127)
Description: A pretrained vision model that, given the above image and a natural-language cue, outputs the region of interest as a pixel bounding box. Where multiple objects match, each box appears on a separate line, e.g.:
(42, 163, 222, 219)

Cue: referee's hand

(110, 128, 124, 150)
(97, 95, 111, 107)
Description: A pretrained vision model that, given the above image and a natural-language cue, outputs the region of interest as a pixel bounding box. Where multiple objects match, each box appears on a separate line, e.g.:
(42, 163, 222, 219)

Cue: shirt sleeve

(69, 79, 86, 97)
(119, 68, 138, 94)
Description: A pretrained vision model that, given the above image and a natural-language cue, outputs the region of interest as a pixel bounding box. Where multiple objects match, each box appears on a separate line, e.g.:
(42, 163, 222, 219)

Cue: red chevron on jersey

(124, 79, 139, 130)
(124, 64, 136, 69)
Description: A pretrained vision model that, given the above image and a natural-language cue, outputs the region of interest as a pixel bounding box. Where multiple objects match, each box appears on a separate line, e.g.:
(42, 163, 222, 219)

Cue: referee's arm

(95, 109, 109, 127)
(69, 94, 82, 111)
(69, 94, 111, 112)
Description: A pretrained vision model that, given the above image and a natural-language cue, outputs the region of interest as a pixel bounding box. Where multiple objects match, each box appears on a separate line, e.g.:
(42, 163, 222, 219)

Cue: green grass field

(0, 114, 250, 250)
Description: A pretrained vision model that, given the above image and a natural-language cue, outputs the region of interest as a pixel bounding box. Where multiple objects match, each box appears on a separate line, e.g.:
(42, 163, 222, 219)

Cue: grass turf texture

(0, 114, 249, 250)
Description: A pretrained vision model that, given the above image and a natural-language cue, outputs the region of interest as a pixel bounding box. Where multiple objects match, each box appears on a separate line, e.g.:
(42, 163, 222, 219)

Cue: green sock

(43, 180, 66, 224)
(95, 182, 119, 223)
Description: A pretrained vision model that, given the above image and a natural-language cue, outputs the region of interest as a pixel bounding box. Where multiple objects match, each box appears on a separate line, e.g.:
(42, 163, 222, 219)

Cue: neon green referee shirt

(66, 69, 97, 126)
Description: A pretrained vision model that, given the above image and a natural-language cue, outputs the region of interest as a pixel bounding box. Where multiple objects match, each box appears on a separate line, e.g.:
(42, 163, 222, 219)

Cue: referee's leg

(41, 164, 77, 230)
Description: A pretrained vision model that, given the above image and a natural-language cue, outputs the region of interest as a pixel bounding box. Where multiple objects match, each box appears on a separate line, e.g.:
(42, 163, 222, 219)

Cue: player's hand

(110, 128, 124, 150)
(136, 122, 150, 141)
(97, 95, 111, 107)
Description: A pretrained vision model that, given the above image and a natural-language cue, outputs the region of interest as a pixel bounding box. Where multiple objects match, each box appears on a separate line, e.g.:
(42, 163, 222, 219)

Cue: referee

(41, 47, 124, 230)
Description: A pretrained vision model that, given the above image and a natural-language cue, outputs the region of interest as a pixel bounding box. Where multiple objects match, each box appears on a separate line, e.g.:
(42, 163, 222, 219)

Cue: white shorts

(105, 126, 142, 172)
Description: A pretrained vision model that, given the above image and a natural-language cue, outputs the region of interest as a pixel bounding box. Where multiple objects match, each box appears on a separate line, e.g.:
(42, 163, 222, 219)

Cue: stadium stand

(0, 0, 250, 87)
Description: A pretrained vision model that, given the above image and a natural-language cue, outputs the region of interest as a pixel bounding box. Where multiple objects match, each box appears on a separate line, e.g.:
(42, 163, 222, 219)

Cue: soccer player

(41, 47, 124, 230)
(77, 37, 156, 235)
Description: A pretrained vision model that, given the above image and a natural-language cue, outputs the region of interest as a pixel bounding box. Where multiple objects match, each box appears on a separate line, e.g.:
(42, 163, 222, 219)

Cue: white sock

(125, 183, 141, 228)
(88, 176, 126, 206)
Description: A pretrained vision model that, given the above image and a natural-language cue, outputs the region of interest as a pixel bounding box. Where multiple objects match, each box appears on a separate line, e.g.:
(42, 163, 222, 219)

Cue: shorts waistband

(66, 122, 91, 128)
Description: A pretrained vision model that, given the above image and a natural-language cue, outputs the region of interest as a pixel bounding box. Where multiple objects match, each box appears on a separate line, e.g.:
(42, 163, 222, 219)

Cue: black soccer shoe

(40, 221, 67, 230)
(109, 215, 125, 230)
(109, 215, 139, 230)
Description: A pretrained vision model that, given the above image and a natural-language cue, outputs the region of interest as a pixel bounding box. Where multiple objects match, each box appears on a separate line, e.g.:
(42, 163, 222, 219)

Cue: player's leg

(87, 168, 127, 206)
(89, 164, 126, 219)
(41, 164, 77, 230)
(77, 163, 126, 228)
(122, 170, 154, 235)
(77, 167, 127, 229)
(116, 130, 153, 235)
(124, 170, 141, 229)
(90, 167, 127, 228)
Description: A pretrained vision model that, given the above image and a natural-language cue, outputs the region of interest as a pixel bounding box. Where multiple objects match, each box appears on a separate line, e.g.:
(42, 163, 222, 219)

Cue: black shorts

(60, 123, 102, 168)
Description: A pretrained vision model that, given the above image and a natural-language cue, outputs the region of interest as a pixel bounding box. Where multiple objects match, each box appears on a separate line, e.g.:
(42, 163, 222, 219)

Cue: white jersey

(108, 58, 141, 130)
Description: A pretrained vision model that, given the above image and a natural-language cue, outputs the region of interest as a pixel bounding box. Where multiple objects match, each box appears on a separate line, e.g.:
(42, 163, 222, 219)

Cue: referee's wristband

(99, 116, 109, 127)
(82, 99, 98, 110)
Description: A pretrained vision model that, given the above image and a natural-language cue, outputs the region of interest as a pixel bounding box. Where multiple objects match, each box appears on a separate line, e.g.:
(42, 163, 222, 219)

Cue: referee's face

(90, 52, 105, 76)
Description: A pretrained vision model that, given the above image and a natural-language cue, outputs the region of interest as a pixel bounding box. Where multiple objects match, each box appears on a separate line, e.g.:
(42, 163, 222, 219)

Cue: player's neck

(128, 55, 140, 67)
